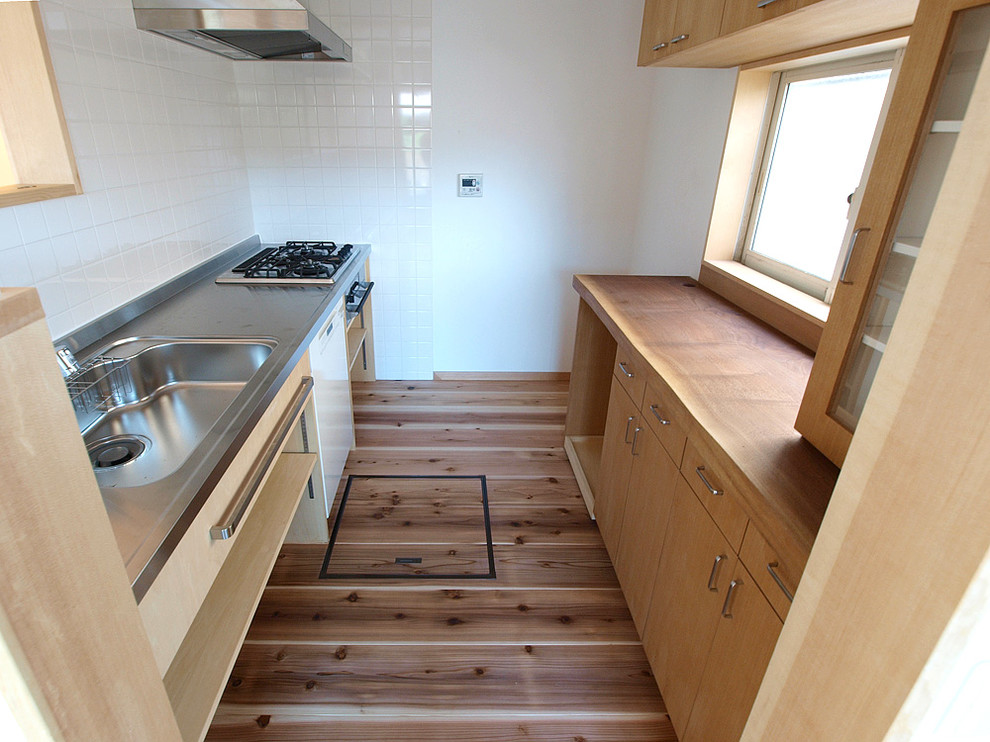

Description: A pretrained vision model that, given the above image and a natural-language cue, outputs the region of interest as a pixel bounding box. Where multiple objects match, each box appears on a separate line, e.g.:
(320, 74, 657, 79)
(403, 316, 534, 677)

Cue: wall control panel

(458, 173, 483, 197)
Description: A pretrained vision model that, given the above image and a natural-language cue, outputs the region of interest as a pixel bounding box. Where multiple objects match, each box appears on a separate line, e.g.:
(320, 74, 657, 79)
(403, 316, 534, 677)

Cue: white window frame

(735, 52, 903, 303)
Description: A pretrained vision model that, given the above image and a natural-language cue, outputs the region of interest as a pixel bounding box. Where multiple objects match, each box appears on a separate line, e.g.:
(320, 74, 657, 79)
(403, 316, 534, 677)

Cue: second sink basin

(78, 337, 277, 489)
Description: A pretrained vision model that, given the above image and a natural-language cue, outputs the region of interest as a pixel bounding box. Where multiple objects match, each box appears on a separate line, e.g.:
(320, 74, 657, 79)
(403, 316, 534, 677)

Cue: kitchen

(2, 0, 990, 740)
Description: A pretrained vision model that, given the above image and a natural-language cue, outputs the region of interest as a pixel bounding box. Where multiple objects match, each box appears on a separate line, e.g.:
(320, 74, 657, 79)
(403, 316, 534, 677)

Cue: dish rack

(64, 356, 133, 415)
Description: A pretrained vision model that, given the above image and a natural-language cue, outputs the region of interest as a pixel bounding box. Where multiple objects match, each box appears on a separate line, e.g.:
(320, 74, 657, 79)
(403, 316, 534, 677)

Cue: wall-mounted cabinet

(637, 0, 918, 69)
(0, 1, 82, 207)
(797, 0, 990, 465)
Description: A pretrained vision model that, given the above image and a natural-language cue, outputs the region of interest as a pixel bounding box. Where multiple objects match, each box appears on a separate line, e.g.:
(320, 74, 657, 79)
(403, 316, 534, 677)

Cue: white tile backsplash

(1, 0, 253, 340)
(2, 0, 430, 378)
(235, 0, 433, 380)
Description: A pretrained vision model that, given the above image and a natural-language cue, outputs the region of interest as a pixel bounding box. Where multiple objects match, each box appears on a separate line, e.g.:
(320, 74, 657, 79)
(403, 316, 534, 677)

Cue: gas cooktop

(216, 241, 356, 285)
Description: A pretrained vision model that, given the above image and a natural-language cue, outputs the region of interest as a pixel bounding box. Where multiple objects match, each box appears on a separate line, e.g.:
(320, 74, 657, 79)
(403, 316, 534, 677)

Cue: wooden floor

(207, 380, 675, 742)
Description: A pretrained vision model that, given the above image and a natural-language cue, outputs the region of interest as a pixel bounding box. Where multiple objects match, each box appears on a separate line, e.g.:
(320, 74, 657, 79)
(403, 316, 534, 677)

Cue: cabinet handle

(721, 579, 741, 618)
(756, 0, 780, 8)
(624, 415, 636, 443)
(631, 427, 643, 456)
(649, 404, 671, 426)
(211, 376, 314, 540)
(707, 554, 726, 591)
(839, 227, 870, 285)
(652, 42, 668, 51)
(695, 466, 724, 497)
(618, 361, 634, 378)
(767, 562, 795, 602)
(670, 33, 689, 44)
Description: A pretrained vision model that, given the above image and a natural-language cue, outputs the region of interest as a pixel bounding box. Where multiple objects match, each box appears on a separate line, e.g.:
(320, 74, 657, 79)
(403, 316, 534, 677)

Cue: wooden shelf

(931, 119, 963, 133)
(891, 237, 922, 257)
(861, 333, 888, 353)
(163, 452, 316, 742)
(564, 434, 604, 519)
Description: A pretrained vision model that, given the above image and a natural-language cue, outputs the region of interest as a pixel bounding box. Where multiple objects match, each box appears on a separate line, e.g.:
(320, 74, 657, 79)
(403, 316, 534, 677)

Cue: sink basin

(76, 337, 277, 489)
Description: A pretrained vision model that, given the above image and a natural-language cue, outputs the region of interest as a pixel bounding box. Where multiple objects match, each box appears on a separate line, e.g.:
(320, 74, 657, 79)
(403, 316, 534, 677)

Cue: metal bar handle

(670, 33, 689, 44)
(211, 376, 315, 540)
(652, 42, 667, 51)
(839, 227, 870, 285)
(624, 415, 636, 444)
(721, 579, 741, 618)
(757, 0, 780, 8)
(695, 466, 724, 496)
(707, 554, 726, 592)
(767, 562, 795, 602)
(631, 427, 643, 456)
(618, 361, 635, 378)
(649, 404, 671, 426)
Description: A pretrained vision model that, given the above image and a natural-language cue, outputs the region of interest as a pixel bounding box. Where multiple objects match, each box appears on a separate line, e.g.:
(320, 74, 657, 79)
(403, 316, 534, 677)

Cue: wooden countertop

(573, 274, 838, 565)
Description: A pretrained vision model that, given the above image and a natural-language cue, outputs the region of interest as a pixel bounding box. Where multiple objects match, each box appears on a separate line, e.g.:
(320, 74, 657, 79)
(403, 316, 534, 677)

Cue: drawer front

(642, 377, 688, 466)
(682, 439, 749, 552)
(740, 525, 797, 620)
(613, 343, 647, 409)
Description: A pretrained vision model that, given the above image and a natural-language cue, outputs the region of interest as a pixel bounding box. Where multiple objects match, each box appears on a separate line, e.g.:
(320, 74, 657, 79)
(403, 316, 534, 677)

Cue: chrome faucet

(55, 345, 81, 378)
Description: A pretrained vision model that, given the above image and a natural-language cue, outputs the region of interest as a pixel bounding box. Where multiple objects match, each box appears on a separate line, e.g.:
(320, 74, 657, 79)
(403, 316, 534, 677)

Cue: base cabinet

(644, 475, 739, 739)
(683, 562, 783, 742)
(614, 425, 679, 633)
(595, 375, 640, 557)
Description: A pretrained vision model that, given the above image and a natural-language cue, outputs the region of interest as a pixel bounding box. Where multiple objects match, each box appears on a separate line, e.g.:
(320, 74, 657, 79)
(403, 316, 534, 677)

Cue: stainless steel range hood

(132, 0, 352, 61)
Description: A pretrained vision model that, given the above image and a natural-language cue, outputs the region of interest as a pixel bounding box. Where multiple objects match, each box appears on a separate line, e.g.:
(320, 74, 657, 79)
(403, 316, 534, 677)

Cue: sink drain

(87, 435, 149, 469)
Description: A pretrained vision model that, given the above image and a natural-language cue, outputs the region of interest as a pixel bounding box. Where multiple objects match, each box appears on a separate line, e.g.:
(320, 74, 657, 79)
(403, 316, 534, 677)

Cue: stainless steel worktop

(58, 236, 370, 601)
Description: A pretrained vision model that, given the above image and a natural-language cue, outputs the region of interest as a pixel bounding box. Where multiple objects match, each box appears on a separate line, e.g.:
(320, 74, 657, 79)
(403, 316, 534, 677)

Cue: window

(737, 56, 896, 302)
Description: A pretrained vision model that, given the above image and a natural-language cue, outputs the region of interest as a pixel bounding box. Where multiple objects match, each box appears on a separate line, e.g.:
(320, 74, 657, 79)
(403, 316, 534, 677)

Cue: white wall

(0, 0, 253, 340)
(432, 0, 736, 373)
(235, 0, 435, 380)
(632, 68, 737, 276)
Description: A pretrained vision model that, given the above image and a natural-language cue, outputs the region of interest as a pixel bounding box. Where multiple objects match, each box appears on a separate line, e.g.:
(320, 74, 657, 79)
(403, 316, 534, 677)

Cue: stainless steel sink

(75, 337, 277, 489)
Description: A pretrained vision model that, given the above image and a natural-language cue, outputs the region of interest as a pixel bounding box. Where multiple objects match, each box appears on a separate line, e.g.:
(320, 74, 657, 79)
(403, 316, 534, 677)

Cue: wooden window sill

(698, 259, 828, 351)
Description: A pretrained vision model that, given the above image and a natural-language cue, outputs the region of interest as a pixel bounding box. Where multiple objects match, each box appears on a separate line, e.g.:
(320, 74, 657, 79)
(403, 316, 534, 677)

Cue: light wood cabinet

(638, 0, 917, 69)
(638, 0, 727, 66)
(595, 375, 641, 560)
(644, 475, 739, 740)
(796, 0, 990, 466)
(563, 275, 836, 741)
(615, 425, 680, 634)
(720, 0, 819, 36)
(682, 562, 784, 742)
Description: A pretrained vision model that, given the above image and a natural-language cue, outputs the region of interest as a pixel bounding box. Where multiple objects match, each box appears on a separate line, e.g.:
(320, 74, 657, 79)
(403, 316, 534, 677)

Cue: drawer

(740, 525, 797, 620)
(642, 376, 688, 466)
(613, 343, 647, 409)
(682, 439, 749, 552)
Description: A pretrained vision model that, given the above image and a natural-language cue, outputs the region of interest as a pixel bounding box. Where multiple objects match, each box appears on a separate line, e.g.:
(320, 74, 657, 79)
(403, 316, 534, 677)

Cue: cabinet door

(614, 426, 679, 635)
(683, 563, 783, 742)
(721, 0, 818, 36)
(638, 0, 679, 65)
(644, 475, 738, 739)
(668, 0, 728, 55)
(596, 375, 640, 561)
(797, 0, 990, 466)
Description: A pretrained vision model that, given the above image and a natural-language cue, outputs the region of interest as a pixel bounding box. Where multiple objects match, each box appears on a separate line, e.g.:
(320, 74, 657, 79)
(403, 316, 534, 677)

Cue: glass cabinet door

(832, 6, 990, 428)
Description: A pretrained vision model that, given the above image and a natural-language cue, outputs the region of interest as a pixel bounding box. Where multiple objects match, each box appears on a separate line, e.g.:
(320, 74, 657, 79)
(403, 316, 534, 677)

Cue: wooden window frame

(700, 30, 910, 351)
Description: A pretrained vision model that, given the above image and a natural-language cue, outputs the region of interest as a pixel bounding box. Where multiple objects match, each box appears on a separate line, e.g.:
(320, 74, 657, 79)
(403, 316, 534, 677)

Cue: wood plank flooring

(207, 379, 675, 742)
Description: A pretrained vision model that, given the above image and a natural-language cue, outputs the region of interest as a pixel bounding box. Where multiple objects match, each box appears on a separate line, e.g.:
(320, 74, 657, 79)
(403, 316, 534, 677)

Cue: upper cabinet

(638, 0, 726, 66)
(638, 0, 918, 69)
(797, 0, 990, 466)
(0, 1, 81, 208)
